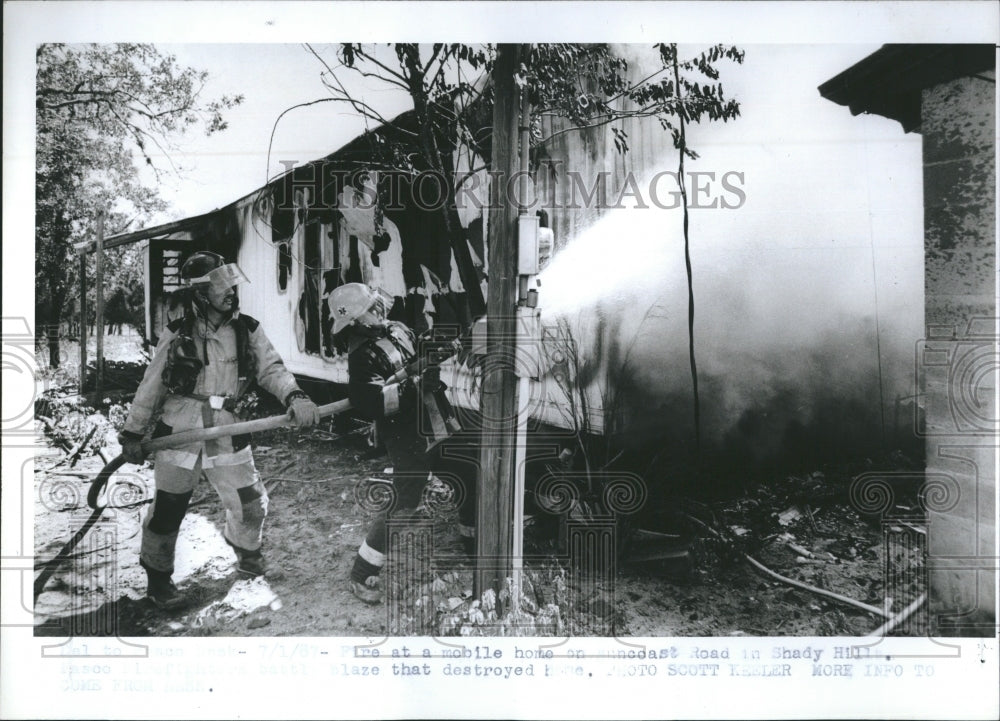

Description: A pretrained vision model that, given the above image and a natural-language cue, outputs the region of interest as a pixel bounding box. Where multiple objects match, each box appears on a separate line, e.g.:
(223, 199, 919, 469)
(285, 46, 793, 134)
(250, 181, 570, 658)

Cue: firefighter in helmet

(118, 250, 320, 610)
(329, 282, 476, 604)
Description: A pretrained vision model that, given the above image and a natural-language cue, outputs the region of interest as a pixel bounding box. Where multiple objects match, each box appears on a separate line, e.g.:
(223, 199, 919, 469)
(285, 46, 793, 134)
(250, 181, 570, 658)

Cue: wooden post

(475, 44, 527, 600)
(78, 251, 88, 392)
(94, 212, 105, 402)
(511, 89, 533, 609)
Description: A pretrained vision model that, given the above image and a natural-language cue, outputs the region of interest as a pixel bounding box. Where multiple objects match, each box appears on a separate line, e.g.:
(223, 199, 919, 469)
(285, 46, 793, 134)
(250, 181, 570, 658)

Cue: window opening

(301, 220, 327, 354)
(277, 241, 292, 292)
(321, 224, 341, 357)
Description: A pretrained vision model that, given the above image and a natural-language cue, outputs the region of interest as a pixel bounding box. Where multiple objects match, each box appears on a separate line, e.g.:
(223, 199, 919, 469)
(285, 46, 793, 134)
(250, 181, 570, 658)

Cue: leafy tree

(304, 43, 493, 315)
(301, 43, 743, 449)
(301, 43, 649, 316)
(652, 43, 744, 451)
(35, 43, 242, 367)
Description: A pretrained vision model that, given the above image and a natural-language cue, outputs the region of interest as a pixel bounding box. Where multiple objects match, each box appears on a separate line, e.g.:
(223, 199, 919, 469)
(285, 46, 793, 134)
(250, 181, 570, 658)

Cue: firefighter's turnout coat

(123, 308, 302, 573)
(346, 321, 476, 581)
(346, 321, 426, 495)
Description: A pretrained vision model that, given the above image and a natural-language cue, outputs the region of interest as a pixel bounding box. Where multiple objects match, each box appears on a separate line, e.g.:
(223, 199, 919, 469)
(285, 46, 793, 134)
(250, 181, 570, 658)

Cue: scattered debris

(786, 540, 815, 558)
(33, 357, 927, 637)
(685, 513, 890, 620)
(868, 594, 926, 637)
(777, 506, 802, 526)
(194, 577, 282, 626)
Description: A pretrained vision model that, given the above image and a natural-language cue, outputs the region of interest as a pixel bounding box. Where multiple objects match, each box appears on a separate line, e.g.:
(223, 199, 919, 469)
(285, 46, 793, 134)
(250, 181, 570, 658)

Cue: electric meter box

(518, 214, 541, 275)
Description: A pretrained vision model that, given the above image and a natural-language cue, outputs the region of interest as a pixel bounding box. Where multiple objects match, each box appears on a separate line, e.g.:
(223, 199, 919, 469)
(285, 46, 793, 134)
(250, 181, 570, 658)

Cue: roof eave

(818, 44, 996, 133)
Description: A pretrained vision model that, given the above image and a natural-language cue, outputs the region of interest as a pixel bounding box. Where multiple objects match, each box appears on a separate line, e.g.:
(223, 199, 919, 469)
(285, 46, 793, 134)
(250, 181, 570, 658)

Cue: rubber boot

(142, 562, 186, 611)
(350, 551, 383, 604)
(228, 541, 280, 580)
(350, 577, 383, 605)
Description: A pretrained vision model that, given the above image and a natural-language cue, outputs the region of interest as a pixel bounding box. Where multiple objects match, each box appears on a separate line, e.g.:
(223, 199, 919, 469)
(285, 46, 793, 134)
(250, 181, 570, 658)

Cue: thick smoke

(536, 199, 922, 481)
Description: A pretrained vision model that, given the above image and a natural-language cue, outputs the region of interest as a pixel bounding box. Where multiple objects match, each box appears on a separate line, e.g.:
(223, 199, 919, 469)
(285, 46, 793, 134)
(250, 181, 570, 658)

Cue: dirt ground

(32, 420, 928, 639)
(33, 335, 927, 638)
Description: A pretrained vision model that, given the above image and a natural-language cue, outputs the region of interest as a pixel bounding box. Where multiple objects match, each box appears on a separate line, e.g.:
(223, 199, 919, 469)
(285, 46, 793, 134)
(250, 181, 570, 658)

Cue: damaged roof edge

(94, 107, 423, 252)
(818, 44, 996, 133)
(83, 210, 220, 252)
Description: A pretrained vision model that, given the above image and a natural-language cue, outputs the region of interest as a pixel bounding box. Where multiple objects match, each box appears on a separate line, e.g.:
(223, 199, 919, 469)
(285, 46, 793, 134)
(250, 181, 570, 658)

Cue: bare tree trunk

(672, 48, 701, 454)
(400, 51, 486, 321)
(46, 322, 61, 370)
(42, 276, 67, 370)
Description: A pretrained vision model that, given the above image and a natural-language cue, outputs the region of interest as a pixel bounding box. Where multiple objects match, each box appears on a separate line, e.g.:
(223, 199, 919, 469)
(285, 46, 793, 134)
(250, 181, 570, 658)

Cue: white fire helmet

(328, 283, 392, 334)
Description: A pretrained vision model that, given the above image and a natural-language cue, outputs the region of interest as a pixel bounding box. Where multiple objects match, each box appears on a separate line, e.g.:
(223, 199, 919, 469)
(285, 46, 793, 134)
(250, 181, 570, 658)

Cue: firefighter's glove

(403, 359, 423, 380)
(397, 377, 418, 414)
(421, 365, 445, 393)
(423, 337, 462, 367)
(286, 391, 320, 428)
(118, 431, 147, 465)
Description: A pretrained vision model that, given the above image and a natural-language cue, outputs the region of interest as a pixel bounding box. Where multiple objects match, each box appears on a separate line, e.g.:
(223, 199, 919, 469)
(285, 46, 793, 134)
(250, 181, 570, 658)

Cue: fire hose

(84, 399, 355, 510)
(32, 348, 451, 602)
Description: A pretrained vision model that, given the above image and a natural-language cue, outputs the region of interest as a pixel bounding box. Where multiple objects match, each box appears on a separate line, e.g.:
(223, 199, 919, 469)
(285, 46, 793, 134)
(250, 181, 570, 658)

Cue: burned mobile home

(80, 45, 929, 485)
(89, 109, 510, 417)
(39, 43, 965, 639)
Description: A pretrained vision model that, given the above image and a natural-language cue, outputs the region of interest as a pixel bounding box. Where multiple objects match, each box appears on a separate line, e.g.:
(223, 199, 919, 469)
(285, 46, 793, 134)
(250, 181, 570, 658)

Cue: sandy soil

(33, 429, 926, 638)
(32, 332, 926, 638)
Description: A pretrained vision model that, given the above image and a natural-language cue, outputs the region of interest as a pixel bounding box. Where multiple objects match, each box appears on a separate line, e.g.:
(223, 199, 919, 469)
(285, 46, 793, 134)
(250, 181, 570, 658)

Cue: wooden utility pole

(94, 212, 105, 402)
(475, 44, 527, 599)
(79, 251, 88, 392)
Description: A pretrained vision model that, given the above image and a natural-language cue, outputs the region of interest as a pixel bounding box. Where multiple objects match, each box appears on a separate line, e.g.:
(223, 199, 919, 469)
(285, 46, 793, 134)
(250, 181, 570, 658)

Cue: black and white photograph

(2, 1, 997, 719)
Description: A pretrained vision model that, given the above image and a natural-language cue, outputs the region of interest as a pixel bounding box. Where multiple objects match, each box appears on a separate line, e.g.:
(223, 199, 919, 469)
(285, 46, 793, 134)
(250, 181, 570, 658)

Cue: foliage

(35, 44, 242, 365)
(637, 44, 745, 158)
(298, 43, 744, 316)
(35, 390, 127, 457)
(36, 44, 241, 169)
(34, 355, 82, 393)
(307, 42, 743, 174)
(317, 42, 745, 164)
(307, 43, 496, 314)
(527, 43, 744, 161)
(645, 43, 745, 450)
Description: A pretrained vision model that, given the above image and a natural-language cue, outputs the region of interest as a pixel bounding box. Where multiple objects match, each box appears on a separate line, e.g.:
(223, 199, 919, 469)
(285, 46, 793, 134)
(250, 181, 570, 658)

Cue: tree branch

(353, 45, 410, 86)
(305, 44, 411, 129)
(422, 44, 443, 78)
(352, 68, 411, 92)
(100, 98, 176, 178)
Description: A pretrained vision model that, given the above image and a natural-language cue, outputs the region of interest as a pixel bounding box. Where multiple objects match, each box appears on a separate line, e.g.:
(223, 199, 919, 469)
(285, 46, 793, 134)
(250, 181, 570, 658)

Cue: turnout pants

(351, 436, 477, 583)
(141, 446, 268, 574)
